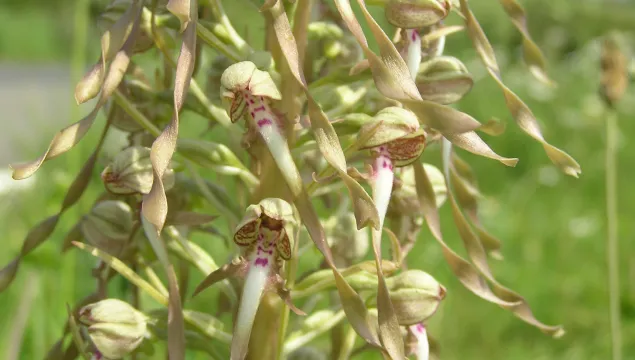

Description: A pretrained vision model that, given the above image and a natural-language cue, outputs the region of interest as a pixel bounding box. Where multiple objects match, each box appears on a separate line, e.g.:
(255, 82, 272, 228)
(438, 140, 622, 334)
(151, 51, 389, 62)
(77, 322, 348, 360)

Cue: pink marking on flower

(382, 160, 388, 168)
(250, 112, 255, 117)
(415, 323, 425, 333)
(411, 30, 419, 42)
(389, 164, 393, 170)
(257, 118, 273, 127)
(249, 99, 255, 104)
(254, 257, 269, 267)
(253, 105, 266, 113)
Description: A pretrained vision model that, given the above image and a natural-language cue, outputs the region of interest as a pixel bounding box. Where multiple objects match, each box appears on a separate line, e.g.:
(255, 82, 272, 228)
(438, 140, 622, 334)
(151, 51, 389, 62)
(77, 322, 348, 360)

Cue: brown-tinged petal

(459, 0, 580, 177)
(386, 130, 427, 167)
(445, 131, 518, 167)
(411, 161, 521, 307)
(498, 0, 553, 85)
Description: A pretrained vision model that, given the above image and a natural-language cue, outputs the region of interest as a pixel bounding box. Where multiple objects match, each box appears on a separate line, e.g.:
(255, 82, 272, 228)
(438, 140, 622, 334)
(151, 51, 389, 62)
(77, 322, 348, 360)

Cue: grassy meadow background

(1, 0, 635, 359)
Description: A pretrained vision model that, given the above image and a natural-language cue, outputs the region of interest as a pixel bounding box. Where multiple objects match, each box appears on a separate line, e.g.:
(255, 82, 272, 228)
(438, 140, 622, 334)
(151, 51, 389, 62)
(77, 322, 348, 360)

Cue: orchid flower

(357, 107, 426, 239)
(194, 198, 304, 360)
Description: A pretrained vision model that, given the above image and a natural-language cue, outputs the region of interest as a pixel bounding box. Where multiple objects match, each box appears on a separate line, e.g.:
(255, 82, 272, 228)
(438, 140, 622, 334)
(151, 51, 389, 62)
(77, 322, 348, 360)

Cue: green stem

(336, 325, 358, 360)
(275, 227, 301, 360)
(606, 109, 622, 360)
(208, 0, 250, 55)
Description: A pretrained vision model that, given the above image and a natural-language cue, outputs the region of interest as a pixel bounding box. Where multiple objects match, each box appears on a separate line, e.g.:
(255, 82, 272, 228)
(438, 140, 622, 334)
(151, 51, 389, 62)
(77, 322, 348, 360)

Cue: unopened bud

(416, 56, 473, 104)
(384, 270, 446, 325)
(101, 146, 174, 195)
(80, 200, 133, 254)
(391, 164, 447, 216)
(385, 0, 450, 29)
(79, 299, 147, 359)
(327, 213, 369, 266)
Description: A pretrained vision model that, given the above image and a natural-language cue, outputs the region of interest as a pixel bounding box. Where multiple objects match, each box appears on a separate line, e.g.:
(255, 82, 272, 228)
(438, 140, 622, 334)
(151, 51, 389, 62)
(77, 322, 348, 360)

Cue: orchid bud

(80, 200, 134, 254)
(79, 299, 148, 359)
(385, 0, 450, 29)
(383, 270, 446, 325)
(416, 56, 473, 104)
(391, 164, 447, 216)
(327, 213, 369, 266)
(220, 61, 281, 122)
(101, 146, 175, 195)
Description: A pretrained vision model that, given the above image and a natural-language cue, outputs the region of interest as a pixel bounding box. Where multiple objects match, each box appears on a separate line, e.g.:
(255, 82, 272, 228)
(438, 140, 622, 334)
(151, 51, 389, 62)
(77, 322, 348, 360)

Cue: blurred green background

(1, 0, 634, 359)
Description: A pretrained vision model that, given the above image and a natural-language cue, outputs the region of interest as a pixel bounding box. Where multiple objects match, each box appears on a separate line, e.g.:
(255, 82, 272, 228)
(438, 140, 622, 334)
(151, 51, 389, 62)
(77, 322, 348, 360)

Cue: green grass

(1, 0, 634, 359)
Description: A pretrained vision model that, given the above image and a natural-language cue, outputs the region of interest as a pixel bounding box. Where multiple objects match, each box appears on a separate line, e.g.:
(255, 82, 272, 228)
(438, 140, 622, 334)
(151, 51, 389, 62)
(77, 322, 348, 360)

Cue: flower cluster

(2, 0, 584, 359)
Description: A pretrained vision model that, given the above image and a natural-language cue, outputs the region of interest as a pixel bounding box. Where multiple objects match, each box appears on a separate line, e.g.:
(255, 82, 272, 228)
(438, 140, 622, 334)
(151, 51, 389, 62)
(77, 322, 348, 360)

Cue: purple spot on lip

(254, 257, 269, 267)
(257, 118, 273, 127)
(253, 105, 266, 113)
(251, 112, 255, 117)
(382, 160, 388, 168)
(415, 323, 425, 333)
(249, 99, 255, 104)
(411, 30, 418, 42)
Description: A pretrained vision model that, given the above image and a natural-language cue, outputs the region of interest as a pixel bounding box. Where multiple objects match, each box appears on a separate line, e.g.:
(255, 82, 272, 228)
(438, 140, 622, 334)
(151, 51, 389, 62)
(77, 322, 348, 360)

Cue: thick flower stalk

(194, 198, 303, 360)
